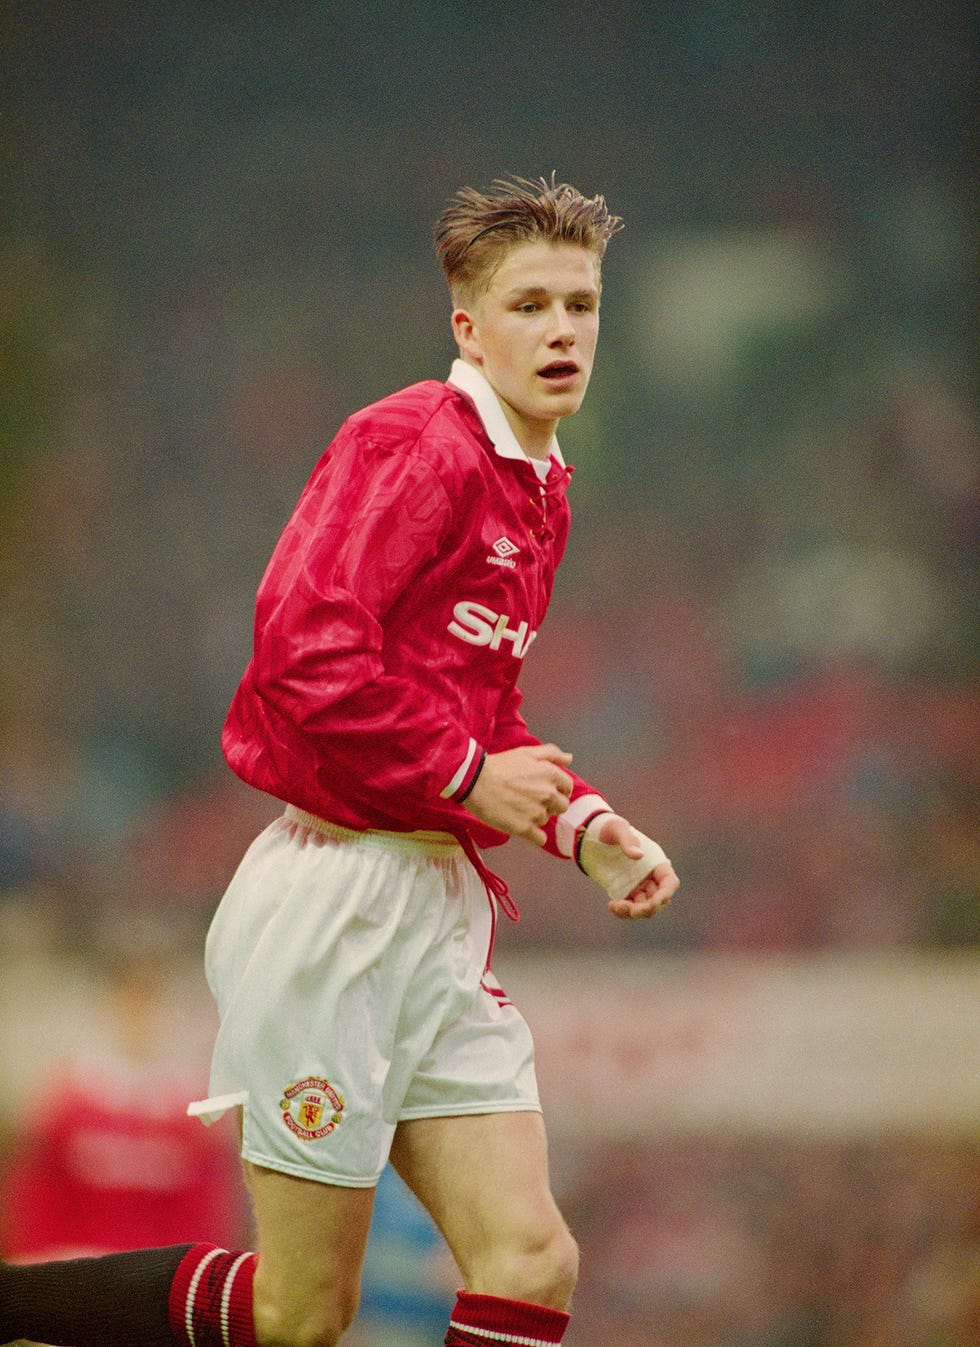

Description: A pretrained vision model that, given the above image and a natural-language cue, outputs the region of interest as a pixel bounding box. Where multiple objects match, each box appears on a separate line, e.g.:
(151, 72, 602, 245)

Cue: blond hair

(434, 173, 622, 306)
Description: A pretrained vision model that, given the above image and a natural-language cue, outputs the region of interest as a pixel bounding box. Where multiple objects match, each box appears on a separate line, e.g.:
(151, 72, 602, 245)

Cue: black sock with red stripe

(0, 1245, 192, 1346)
(168, 1244, 258, 1347)
(0, 1244, 258, 1347)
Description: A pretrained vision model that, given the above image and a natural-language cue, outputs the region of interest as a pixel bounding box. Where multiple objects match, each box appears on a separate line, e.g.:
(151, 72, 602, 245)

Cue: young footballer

(1, 175, 678, 1347)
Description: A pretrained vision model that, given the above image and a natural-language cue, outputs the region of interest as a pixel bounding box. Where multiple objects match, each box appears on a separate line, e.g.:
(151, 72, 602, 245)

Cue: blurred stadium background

(0, 4, 976, 1345)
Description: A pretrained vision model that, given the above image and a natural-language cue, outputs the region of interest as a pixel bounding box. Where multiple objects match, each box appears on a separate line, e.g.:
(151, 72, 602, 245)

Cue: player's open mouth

(538, 361, 579, 381)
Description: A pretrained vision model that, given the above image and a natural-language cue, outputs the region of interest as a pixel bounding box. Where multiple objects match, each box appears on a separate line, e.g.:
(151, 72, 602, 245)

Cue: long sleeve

(225, 434, 480, 817)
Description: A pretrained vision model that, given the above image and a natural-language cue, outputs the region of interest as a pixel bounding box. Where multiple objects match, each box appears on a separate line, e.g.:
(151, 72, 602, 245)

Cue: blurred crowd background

(0, 4, 976, 1345)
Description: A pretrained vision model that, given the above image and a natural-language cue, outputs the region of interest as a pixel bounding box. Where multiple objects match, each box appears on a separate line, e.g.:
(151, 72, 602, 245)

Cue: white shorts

(189, 808, 540, 1186)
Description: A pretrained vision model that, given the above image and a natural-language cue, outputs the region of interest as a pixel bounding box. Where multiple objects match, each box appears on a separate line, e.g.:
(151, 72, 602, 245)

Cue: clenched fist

(464, 743, 573, 844)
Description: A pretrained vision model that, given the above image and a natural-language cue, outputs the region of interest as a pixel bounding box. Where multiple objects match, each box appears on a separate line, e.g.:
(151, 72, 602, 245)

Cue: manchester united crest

(280, 1076, 344, 1141)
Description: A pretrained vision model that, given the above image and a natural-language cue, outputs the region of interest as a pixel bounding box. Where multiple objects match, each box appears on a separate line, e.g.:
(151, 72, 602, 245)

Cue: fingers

(462, 743, 573, 840)
(536, 744, 573, 812)
(520, 744, 572, 816)
(608, 863, 679, 921)
(608, 890, 671, 919)
(535, 742, 574, 768)
(536, 786, 569, 829)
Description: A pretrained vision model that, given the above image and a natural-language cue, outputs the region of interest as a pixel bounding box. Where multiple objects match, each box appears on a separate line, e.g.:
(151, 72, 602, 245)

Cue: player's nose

(547, 303, 576, 346)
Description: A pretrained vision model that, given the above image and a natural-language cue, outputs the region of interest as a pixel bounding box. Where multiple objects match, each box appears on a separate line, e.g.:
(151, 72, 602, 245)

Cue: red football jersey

(223, 361, 610, 858)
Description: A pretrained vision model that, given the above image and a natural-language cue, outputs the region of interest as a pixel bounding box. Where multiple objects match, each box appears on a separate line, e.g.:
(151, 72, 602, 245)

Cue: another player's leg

(0, 1242, 264, 1347)
(390, 1109, 577, 1345)
(0, 1245, 195, 1347)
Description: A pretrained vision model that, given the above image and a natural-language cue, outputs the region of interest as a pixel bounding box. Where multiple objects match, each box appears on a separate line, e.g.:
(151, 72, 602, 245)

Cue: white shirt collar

(448, 358, 564, 478)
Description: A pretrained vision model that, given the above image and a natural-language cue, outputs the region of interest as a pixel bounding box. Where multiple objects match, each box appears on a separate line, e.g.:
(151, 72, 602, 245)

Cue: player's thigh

(389, 1110, 577, 1299)
(243, 1159, 375, 1341)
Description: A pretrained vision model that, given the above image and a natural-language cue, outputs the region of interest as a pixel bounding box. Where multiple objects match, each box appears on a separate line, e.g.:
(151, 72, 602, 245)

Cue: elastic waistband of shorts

(283, 804, 462, 856)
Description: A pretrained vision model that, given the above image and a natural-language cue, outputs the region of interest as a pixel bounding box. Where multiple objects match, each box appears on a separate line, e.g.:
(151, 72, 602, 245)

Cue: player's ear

(452, 306, 482, 361)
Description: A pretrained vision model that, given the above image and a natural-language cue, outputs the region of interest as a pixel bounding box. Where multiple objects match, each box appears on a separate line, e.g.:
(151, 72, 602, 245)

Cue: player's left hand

(593, 814, 679, 920)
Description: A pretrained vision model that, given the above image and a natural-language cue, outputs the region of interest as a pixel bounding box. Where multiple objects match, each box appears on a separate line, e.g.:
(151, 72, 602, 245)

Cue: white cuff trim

(441, 737, 479, 799)
(554, 792, 610, 857)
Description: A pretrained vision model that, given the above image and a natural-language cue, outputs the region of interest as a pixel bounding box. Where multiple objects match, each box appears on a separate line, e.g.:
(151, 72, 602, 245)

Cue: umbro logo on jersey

(488, 536, 519, 569)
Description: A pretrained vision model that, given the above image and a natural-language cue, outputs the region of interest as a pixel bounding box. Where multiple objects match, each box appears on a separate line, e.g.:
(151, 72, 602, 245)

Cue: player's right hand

(463, 743, 573, 845)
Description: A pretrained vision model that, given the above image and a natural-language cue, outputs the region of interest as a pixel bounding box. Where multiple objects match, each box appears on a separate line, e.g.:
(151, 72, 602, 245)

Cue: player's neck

(496, 395, 558, 461)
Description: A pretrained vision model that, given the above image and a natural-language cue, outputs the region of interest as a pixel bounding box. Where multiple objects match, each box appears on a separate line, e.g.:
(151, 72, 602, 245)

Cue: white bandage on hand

(578, 816, 670, 903)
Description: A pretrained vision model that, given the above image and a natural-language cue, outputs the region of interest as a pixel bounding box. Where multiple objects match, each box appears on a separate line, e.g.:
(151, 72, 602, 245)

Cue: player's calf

(464, 1212, 579, 1312)
(250, 1270, 358, 1347)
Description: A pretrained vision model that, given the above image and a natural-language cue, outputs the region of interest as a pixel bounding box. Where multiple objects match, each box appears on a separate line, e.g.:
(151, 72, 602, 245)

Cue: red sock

(168, 1244, 258, 1347)
(445, 1289, 570, 1345)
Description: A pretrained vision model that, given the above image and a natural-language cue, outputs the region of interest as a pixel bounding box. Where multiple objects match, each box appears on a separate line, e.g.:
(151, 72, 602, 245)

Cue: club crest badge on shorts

(279, 1076, 345, 1141)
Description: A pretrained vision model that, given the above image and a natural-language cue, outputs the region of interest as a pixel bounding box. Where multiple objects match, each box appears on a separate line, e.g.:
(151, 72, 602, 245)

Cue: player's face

(453, 240, 600, 458)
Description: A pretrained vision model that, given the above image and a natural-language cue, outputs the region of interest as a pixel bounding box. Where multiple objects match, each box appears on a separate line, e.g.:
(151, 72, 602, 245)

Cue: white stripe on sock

(448, 1320, 560, 1347)
(185, 1247, 225, 1347)
(220, 1252, 253, 1347)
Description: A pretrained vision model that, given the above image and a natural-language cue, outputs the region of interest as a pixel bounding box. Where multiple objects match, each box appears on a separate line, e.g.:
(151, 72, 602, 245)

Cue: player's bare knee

(484, 1218, 579, 1309)
(539, 1222, 579, 1306)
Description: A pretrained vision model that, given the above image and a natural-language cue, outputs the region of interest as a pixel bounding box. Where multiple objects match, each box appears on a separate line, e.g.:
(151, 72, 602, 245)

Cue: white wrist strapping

(578, 816, 669, 903)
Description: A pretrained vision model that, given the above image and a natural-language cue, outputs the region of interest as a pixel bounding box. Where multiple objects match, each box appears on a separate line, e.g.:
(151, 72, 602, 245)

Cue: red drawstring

(531, 463, 574, 543)
(458, 832, 521, 922)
